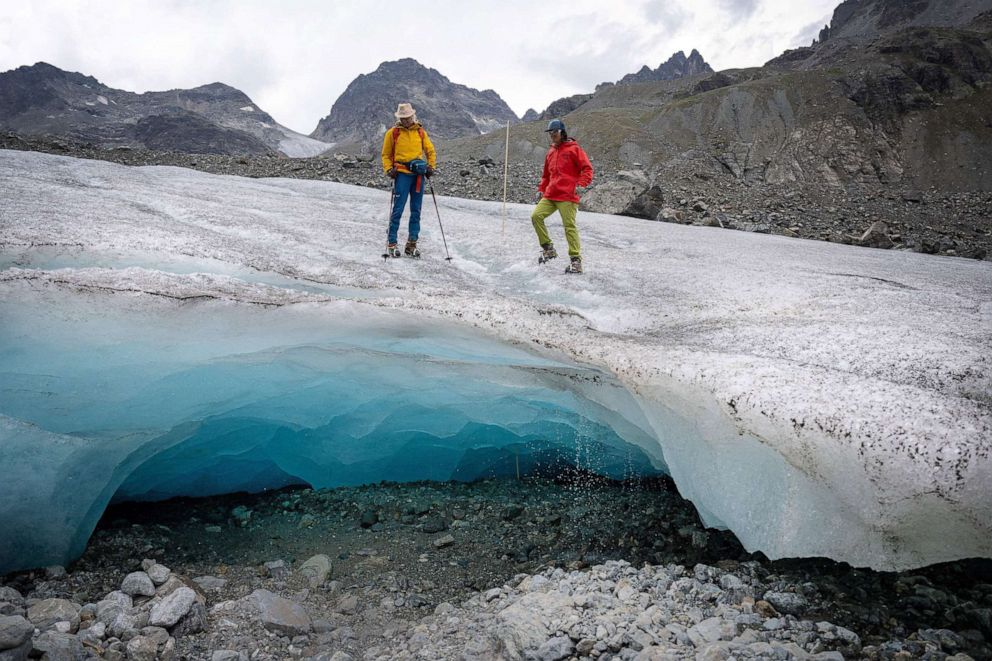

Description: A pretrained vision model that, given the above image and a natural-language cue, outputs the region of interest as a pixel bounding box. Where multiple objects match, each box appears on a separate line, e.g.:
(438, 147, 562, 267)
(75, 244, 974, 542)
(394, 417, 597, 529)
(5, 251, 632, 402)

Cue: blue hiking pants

(387, 173, 424, 244)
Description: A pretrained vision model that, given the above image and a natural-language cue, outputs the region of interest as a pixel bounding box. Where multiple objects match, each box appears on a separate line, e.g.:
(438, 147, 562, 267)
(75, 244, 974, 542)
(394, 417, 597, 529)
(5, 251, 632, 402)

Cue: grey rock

(171, 601, 207, 638)
(79, 620, 106, 643)
(264, 559, 289, 580)
(536, 635, 574, 661)
(148, 587, 196, 627)
(858, 221, 894, 249)
(211, 652, 245, 661)
(334, 594, 358, 615)
(433, 534, 456, 548)
(126, 634, 159, 661)
(0, 591, 22, 608)
(764, 591, 809, 616)
(146, 564, 171, 586)
(0, 616, 33, 651)
(121, 572, 156, 597)
(192, 575, 227, 591)
(250, 589, 311, 636)
(0, 639, 31, 661)
(43, 566, 66, 580)
(299, 555, 333, 588)
(27, 598, 80, 632)
(31, 632, 85, 661)
(689, 617, 736, 645)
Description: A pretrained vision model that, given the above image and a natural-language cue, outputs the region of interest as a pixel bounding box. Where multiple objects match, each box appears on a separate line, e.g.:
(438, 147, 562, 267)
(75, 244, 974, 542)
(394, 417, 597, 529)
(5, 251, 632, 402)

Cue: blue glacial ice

(1, 150, 990, 573)
(0, 282, 663, 573)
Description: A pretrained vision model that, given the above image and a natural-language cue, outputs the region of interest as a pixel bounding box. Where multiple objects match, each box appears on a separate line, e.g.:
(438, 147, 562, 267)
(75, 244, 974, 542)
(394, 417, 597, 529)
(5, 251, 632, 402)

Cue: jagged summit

(610, 49, 713, 87)
(534, 50, 713, 120)
(309, 58, 518, 153)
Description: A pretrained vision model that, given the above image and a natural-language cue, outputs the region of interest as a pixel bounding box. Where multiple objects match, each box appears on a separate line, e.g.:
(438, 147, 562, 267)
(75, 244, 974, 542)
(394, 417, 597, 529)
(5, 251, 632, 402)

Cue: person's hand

(535, 191, 543, 203)
(387, 166, 397, 179)
(425, 165, 434, 178)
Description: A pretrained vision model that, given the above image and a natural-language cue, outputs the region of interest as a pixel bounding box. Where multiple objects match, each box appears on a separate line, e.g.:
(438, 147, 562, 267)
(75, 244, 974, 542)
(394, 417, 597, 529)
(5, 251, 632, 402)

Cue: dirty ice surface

(0, 150, 989, 573)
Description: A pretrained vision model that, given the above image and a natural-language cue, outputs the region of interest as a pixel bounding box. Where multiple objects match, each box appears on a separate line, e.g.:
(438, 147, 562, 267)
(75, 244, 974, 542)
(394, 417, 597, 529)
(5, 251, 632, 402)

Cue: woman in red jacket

(531, 119, 594, 274)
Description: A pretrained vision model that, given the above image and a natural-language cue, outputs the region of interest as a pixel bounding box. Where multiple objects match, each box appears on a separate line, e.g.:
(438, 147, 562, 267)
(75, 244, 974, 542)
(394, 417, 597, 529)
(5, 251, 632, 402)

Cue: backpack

(390, 126, 426, 171)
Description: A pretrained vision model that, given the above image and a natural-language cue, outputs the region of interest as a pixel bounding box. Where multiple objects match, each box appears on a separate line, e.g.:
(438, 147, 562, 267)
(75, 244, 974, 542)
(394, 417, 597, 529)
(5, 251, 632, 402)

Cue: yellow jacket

(381, 123, 437, 174)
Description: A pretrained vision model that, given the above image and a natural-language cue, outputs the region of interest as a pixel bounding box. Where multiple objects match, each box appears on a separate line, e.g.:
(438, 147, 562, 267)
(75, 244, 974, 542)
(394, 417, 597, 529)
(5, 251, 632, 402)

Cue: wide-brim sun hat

(395, 103, 416, 119)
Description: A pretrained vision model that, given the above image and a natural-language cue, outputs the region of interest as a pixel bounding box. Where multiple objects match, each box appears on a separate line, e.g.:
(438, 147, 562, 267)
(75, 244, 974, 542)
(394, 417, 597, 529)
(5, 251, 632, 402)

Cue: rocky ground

(1, 476, 990, 661)
(3, 133, 989, 261)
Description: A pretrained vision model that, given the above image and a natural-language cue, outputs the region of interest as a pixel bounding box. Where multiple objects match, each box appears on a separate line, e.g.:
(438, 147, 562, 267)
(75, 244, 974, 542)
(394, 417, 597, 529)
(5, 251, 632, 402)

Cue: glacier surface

(0, 149, 989, 573)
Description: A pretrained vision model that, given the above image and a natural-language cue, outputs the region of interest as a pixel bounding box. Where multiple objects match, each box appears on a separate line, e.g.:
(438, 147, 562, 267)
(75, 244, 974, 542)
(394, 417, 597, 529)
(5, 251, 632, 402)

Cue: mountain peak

(310, 60, 518, 151)
(614, 50, 713, 86)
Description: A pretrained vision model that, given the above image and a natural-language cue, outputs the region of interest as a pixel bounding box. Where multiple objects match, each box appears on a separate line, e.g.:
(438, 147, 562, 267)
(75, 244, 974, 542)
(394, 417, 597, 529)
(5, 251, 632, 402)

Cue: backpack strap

(390, 126, 426, 169)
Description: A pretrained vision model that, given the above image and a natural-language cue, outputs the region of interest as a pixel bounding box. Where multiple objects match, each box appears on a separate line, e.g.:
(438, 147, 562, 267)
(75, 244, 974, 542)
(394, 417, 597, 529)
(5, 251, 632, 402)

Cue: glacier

(0, 149, 989, 574)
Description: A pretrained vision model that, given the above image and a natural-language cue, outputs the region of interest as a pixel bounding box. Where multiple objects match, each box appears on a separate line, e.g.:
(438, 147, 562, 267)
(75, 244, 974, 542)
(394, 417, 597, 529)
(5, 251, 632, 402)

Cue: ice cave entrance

(0, 285, 666, 572)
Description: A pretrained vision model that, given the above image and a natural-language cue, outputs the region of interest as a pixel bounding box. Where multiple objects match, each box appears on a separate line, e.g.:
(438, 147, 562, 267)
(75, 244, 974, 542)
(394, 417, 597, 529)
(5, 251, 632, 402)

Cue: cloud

(1, 0, 849, 132)
(641, 1, 689, 32)
(714, 0, 761, 22)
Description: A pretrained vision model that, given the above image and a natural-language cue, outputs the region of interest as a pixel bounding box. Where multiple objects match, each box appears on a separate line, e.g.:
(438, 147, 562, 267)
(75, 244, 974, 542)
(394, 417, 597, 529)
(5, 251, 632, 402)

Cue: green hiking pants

(531, 198, 580, 258)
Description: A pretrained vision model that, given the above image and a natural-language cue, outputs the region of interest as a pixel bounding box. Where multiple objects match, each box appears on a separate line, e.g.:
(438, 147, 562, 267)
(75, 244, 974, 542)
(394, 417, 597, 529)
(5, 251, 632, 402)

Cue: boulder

(149, 587, 196, 628)
(122, 572, 156, 597)
(146, 564, 171, 586)
(858, 221, 894, 249)
(621, 185, 666, 220)
(31, 632, 85, 660)
(250, 589, 311, 636)
(299, 555, 333, 588)
(26, 598, 80, 632)
(0, 615, 33, 651)
(580, 178, 642, 214)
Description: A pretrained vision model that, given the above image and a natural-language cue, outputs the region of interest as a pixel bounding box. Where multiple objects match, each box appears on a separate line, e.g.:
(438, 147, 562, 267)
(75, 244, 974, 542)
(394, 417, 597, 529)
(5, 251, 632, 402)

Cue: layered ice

(0, 149, 989, 573)
(0, 281, 660, 572)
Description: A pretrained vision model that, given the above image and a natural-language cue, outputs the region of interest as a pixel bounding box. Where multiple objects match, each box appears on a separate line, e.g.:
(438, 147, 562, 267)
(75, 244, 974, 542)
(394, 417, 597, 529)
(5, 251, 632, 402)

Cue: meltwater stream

(0, 275, 665, 574)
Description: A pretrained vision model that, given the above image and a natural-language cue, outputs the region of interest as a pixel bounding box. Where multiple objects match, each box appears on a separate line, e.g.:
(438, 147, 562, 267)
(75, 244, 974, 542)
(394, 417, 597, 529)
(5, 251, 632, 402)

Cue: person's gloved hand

(535, 191, 543, 203)
(425, 165, 434, 178)
(387, 166, 398, 179)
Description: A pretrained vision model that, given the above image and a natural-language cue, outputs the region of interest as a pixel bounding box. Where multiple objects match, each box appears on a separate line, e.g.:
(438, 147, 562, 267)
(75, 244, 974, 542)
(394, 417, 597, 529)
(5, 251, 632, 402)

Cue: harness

(390, 126, 427, 193)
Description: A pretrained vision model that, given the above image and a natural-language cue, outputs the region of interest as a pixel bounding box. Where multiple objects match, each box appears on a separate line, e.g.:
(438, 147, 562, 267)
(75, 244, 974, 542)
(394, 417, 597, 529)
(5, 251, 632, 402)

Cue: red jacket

(538, 139, 594, 203)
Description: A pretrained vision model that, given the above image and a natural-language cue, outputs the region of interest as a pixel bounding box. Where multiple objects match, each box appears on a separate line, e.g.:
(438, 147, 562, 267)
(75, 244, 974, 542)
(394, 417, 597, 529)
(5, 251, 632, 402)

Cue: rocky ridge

(0, 63, 329, 157)
(604, 49, 713, 89)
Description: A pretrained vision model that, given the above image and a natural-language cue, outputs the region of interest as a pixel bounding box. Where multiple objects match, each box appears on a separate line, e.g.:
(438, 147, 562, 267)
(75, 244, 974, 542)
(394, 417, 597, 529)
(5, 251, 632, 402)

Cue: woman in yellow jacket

(381, 103, 437, 257)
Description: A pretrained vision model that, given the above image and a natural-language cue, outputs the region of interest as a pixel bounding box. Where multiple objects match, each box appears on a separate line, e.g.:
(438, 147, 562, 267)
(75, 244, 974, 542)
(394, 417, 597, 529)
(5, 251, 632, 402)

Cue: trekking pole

(428, 181, 453, 262)
(382, 178, 396, 261)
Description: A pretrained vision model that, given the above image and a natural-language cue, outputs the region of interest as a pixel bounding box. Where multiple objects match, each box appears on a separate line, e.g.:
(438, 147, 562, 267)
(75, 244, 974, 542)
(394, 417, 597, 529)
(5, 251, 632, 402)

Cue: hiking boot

(564, 256, 583, 274)
(538, 243, 557, 264)
(385, 242, 401, 258)
(404, 240, 420, 257)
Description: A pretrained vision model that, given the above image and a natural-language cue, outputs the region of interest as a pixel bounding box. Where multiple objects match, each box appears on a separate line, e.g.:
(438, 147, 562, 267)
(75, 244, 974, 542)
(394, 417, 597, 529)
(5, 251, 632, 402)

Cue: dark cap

(545, 119, 565, 133)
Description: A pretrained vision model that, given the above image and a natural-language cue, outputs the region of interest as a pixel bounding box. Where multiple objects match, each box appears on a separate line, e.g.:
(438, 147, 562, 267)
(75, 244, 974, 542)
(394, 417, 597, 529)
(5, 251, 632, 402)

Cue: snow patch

(240, 105, 255, 112)
(96, 95, 108, 105)
(276, 127, 333, 158)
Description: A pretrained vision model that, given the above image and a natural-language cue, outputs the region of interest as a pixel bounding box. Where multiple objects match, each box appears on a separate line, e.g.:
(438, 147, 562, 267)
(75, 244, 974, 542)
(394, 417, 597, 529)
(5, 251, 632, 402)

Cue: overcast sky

(0, 0, 838, 135)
